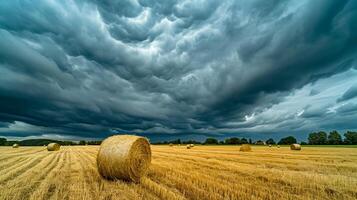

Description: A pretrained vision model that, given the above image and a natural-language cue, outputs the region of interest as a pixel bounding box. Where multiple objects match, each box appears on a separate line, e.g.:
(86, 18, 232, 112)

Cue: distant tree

(266, 138, 276, 145)
(255, 140, 265, 145)
(219, 141, 225, 145)
(241, 138, 248, 144)
(225, 137, 241, 145)
(0, 138, 6, 146)
(248, 138, 252, 144)
(278, 136, 297, 145)
(18, 139, 63, 146)
(204, 138, 218, 144)
(328, 131, 342, 145)
(169, 139, 181, 144)
(344, 131, 357, 145)
(5, 141, 17, 146)
(63, 141, 78, 146)
(183, 140, 201, 144)
(79, 140, 87, 145)
(300, 141, 307, 145)
(308, 131, 327, 145)
(87, 141, 102, 145)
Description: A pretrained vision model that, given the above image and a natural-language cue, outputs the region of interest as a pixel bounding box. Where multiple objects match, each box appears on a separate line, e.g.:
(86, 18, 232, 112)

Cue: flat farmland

(0, 146, 356, 200)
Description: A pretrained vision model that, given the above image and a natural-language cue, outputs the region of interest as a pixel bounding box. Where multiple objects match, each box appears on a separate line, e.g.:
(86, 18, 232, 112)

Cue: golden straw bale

(47, 143, 61, 151)
(186, 145, 191, 149)
(290, 144, 301, 150)
(97, 135, 151, 183)
(12, 144, 19, 148)
(240, 144, 252, 152)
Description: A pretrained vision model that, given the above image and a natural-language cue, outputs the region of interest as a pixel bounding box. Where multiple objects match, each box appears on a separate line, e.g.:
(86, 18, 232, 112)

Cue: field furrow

(0, 153, 50, 184)
(0, 148, 46, 162)
(29, 150, 69, 200)
(0, 151, 62, 200)
(0, 156, 31, 172)
(0, 146, 356, 200)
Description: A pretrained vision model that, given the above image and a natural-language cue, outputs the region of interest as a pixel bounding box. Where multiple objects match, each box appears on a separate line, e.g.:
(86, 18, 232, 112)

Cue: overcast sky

(1, 0, 357, 142)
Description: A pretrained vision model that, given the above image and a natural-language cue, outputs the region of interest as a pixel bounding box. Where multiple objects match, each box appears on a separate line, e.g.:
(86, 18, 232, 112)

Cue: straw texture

(240, 144, 252, 152)
(97, 135, 151, 183)
(290, 144, 301, 150)
(47, 143, 61, 151)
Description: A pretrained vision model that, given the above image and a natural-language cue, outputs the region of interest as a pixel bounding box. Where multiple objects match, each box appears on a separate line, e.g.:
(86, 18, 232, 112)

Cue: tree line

(0, 130, 356, 146)
(307, 131, 357, 145)
(0, 138, 102, 146)
(154, 130, 357, 145)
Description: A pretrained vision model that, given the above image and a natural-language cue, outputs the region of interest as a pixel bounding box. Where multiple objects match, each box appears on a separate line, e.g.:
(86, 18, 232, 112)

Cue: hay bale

(240, 144, 251, 152)
(169, 143, 173, 147)
(47, 143, 61, 151)
(277, 145, 280, 148)
(190, 144, 194, 147)
(269, 144, 272, 147)
(12, 144, 19, 148)
(97, 135, 151, 183)
(186, 144, 191, 149)
(290, 144, 301, 150)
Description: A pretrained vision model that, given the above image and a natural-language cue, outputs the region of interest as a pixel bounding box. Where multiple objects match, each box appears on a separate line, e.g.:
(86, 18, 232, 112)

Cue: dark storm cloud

(301, 105, 328, 119)
(0, 0, 357, 139)
(336, 103, 357, 115)
(337, 85, 357, 102)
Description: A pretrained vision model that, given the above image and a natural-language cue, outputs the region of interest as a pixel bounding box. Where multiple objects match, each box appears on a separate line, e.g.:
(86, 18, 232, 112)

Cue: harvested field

(0, 146, 356, 200)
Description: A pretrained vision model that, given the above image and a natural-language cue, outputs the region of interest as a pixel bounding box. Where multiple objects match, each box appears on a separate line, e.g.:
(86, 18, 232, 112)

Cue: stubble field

(0, 145, 356, 200)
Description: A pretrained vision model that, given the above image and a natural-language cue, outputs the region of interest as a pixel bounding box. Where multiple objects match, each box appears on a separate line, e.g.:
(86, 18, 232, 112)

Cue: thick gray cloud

(337, 84, 357, 102)
(0, 0, 357, 141)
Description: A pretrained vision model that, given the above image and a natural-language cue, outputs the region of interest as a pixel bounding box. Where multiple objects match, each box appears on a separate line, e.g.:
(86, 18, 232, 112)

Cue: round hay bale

(190, 144, 194, 147)
(12, 144, 19, 148)
(186, 144, 191, 149)
(277, 145, 280, 148)
(290, 144, 301, 150)
(97, 135, 151, 183)
(47, 143, 61, 151)
(269, 144, 272, 147)
(169, 143, 173, 147)
(240, 144, 251, 152)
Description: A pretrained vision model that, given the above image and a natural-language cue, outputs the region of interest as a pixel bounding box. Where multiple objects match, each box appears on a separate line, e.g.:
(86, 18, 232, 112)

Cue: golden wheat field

(0, 146, 356, 200)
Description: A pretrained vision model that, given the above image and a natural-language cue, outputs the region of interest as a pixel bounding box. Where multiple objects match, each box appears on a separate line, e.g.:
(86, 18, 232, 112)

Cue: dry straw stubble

(97, 135, 151, 183)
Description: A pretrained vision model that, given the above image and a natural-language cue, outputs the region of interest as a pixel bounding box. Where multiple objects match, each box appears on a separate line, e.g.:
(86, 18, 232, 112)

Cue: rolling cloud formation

(0, 0, 357, 140)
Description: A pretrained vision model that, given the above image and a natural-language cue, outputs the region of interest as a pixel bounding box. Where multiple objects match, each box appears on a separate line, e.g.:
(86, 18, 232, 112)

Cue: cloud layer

(0, 0, 357, 140)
